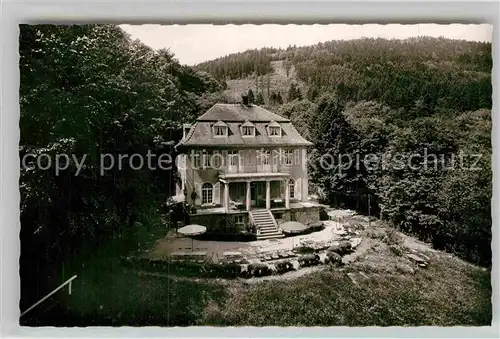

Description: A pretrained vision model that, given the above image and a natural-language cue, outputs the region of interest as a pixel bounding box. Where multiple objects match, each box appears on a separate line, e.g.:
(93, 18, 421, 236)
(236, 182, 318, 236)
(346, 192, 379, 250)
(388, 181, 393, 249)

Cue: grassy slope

(224, 60, 307, 102)
(200, 249, 491, 326)
(22, 222, 491, 327)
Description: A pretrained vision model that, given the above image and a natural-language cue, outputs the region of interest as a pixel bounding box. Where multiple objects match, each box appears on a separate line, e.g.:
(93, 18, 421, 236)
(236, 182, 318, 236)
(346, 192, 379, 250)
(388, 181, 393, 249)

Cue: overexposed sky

(120, 24, 492, 66)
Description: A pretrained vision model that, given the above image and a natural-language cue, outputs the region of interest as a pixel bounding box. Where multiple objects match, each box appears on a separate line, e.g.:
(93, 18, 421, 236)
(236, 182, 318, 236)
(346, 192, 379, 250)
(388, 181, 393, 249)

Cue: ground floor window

(201, 183, 213, 204)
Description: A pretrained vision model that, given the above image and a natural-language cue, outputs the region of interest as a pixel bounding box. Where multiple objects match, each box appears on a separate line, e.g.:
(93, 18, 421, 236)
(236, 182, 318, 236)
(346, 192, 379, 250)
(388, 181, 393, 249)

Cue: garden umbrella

(177, 224, 207, 251)
(280, 221, 307, 234)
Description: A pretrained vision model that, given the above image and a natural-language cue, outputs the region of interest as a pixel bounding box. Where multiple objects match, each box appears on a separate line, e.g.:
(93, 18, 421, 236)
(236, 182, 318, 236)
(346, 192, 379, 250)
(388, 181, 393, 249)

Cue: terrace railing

(20, 275, 77, 317)
(221, 164, 291, 175)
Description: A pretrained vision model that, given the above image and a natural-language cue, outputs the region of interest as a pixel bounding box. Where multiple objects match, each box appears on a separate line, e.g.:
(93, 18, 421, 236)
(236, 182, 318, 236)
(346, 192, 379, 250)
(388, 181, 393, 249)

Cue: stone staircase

(251, 210, 285, 241)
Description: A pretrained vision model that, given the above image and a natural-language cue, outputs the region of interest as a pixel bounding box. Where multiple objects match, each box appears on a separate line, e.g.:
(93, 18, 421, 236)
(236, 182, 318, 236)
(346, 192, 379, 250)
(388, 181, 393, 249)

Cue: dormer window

(267, 121, 282, 137)
(214, 126, 227, 136)
(269, 126, 280, 136)
(242, 126, 254, 136)
(212, 121, 228, 137)
(240, 121, 255, 137)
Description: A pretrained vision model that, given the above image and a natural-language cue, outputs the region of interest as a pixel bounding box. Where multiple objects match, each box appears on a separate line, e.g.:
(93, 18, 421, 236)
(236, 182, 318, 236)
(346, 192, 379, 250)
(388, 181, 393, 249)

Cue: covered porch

(219, 172, 292, 212)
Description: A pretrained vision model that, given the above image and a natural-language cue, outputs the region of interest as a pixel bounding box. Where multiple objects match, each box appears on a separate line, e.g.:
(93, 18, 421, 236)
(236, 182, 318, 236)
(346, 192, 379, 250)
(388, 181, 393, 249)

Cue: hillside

(196, 37, 492, 268)
(223, 60, 306, 102)
(196, 37, 491, 112)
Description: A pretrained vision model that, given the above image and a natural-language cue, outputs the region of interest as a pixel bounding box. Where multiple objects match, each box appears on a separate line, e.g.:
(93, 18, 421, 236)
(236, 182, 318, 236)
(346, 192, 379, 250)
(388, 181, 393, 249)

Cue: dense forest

(19, 24, 224, 307)
(19, 25, 492, 314)
(197, 37, 492, 266)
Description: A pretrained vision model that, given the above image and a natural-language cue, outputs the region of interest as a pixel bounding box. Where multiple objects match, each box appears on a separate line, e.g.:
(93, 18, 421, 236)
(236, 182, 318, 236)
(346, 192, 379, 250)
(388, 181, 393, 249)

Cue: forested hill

(194, 37, 491, 113)
(196, 37, 492, 267)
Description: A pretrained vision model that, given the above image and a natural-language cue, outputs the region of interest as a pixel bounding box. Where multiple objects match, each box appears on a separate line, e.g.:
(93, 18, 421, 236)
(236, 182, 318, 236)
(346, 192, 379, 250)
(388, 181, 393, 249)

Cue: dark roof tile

(197, 103, 290, 122)
(176, 103, 311, 148)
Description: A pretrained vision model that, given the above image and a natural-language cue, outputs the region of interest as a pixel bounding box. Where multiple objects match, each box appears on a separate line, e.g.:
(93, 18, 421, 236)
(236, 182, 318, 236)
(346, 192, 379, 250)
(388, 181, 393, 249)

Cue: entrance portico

(220, 172, 291, 213)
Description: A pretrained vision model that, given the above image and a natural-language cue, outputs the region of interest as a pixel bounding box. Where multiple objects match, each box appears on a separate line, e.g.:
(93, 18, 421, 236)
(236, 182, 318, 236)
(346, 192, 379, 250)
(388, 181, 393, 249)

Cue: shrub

(351, 222, 365, 231)
(295, 246, 315, 254)
(221, 263, 241, 278)
(328, 241, 352, 256)
(275, 260, 294, 274)
(326, 251, 343, 266)
(298, 254, 320, 267)
(248, 263, 272, 277)
(366, 229, 384, 240)
(383, 228, 404, 246)
(389, 244, 406, 256)
(239, 265, 252, 278)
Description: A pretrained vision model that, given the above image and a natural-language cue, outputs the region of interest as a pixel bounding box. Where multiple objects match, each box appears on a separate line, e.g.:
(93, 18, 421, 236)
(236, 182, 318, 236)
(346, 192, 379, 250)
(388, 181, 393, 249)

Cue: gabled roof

(197, 103, 290, 122)
(268, 121, 281, 127)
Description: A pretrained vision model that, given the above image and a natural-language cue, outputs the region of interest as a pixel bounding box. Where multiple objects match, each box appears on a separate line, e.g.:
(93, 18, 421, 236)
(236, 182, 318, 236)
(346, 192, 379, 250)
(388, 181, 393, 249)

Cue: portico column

(224, 182, 230, 213)
(266, 180, 271, 210)
(285, 179, 290, 209)
(246, 181, 251, 211)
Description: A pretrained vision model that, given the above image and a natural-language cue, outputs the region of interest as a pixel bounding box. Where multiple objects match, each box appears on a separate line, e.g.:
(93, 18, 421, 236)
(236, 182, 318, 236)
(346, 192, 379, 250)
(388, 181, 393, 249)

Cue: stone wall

(275, 206, 323, 225)
(189, 212, 253, 240)
(190, 206, 325, 239)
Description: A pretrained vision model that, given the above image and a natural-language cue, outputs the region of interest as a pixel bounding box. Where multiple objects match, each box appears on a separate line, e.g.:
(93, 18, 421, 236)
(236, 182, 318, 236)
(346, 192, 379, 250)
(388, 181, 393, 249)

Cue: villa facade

(175, 99, 321, 239)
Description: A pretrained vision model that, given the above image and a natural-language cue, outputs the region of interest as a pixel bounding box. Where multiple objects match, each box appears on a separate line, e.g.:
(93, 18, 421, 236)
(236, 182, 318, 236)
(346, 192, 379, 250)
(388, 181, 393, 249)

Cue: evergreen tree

(307, 86, 319, 101)
(310, 94, 365, 207)
(283, 58, 292, 77)
(267, 75, 271, 97)
(256, 92, 265, 105)
(276, 92, 283, 104)
(247, 88, 255, 103)
(287, 83, 302, 101)
(269, 91, 277, 104)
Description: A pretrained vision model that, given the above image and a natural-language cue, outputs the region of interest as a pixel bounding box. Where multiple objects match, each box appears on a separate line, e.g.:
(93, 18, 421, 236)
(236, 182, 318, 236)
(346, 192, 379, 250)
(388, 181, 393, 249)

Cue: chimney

(241, 95, 249, 106)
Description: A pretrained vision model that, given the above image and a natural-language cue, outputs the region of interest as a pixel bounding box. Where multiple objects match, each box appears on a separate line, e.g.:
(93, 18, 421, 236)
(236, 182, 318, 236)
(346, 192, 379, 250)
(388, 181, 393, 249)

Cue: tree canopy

(19, 24, 224, 285)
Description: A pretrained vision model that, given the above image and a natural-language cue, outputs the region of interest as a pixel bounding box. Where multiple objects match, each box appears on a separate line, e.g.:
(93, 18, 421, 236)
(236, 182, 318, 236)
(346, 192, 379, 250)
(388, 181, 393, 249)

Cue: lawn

(21, 221, 491, 327)
(199, 255, 491, 326)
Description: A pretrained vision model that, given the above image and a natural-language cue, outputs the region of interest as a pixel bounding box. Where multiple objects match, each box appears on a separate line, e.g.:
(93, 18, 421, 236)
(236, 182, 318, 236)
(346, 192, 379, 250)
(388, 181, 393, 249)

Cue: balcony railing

(220, 164, 290, 175)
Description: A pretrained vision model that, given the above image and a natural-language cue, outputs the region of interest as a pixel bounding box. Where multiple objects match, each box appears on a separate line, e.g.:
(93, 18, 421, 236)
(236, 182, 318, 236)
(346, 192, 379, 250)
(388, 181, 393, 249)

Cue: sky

(120, 24, 492, 66)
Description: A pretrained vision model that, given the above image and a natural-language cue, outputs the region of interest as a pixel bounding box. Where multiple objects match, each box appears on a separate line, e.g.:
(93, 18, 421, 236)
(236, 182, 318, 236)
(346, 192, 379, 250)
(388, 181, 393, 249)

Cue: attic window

(269, 126, 281, 136)
(242, 126, 254, 136)
(267, 121, 282, 137)
(214, 126, 227, 136)
(240, 121, 255, 137)
(212, 121, 228, 137)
